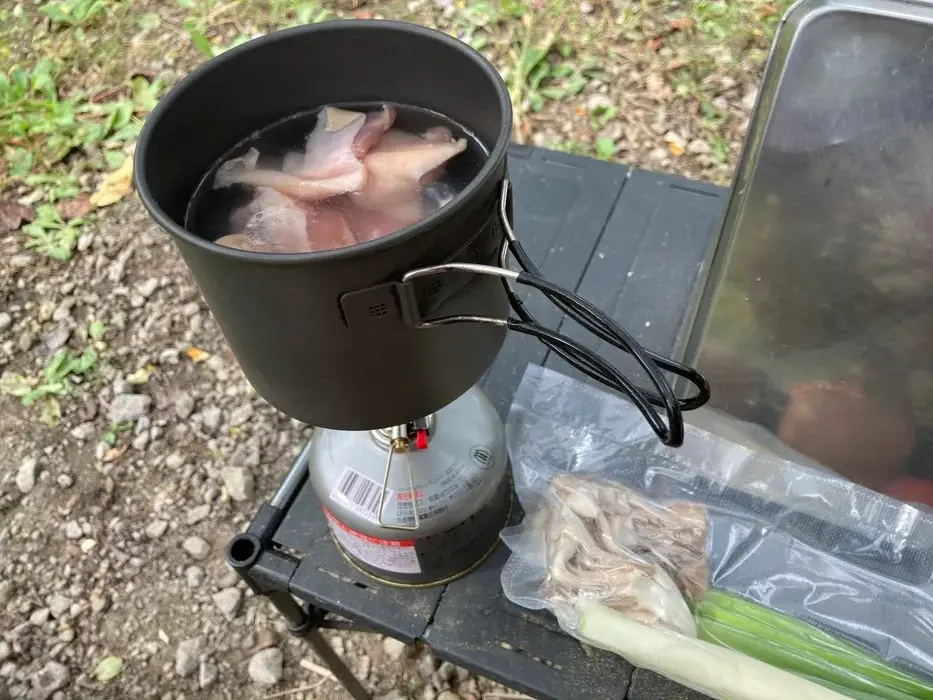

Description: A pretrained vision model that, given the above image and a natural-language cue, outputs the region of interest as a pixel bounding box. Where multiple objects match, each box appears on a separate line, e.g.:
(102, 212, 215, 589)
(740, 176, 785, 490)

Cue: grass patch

(0, 345, 98, 426)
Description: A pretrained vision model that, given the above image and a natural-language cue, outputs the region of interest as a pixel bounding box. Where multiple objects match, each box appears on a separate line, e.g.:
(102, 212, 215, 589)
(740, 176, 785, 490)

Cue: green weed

(22, 204, 85, 261)
(40, 0, 110, 28)
(0, 347, 98, 426)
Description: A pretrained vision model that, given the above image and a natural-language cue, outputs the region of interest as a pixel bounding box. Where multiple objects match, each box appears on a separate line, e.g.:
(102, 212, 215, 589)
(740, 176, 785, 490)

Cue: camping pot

(135, 20, 512, 429)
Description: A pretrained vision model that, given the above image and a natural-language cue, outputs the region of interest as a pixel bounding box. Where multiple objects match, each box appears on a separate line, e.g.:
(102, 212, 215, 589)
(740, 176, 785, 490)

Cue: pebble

(146, 520, 168, 540)
(687, 138, 711, 155)
(165, 452, 185, 469)
(382, 637, 408, 661)
(0, 580, 13, 605)
(30, 608, 50, 625)
(80, 538, 97, 553)
(15, 457, 38, 493)
(108, 393, 152, 423)
(200, 406, 223, 433)
(182, 536, 211, 560)
(229, 403, 254, 426)
(0, 641, 10, 662)
(41, 327, 71, 351)
(132, 432, 150, 450)
(212, 587, 242, 621)
(247, 648, 283, 686)
(31, 661, 70, 699)
(221, 466, 254, 502)
(185, 565, 205, 588)
(436, 692, 461, 700)
(175, 392, 195, 420)
(217, 569, 239, 589)
(18, 332, 34, 352)
(175, 636, 205, 677)
(198, 659, 218, 689)
(69, 423, 95, 441)
(186, 504, 211, 525)
(48, 594, 71, 619)
(56, 473, 73, 489)
(0, 312, 11, 331)
(136, 278, 159, 298)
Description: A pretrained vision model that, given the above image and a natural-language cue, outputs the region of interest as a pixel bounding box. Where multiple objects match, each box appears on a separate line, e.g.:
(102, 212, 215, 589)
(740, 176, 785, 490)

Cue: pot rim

(134, 20, 513, 267)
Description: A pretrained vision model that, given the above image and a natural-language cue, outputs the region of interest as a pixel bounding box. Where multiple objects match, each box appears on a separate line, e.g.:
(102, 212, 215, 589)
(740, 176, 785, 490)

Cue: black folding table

(228, 146, 726, 700)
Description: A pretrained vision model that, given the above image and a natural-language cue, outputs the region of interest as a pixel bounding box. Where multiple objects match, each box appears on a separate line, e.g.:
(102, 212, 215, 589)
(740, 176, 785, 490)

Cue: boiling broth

(185, 102, 489, 253)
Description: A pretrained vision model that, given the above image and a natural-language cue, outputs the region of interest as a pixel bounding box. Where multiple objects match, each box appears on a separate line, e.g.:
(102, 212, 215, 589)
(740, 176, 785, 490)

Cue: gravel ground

(0, 1, 787, 698)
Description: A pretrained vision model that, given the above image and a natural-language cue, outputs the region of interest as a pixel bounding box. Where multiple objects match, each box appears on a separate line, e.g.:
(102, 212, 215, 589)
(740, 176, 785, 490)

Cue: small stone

(422, 687, 437, 700)
(31, 661, 69, 699)
(248, 648, 283, 686)
(200, 406, 223, 433)
(212, 587, 242, 621)
(0, 641, 10, 661)
(0, 580, 13, 605)
(186, 504, 211, 525)
(198, 660, 218, 689)
(436, 692, 461, 700)
(182, 302, 200, 317)
(56, 474, 73, 488)
(217, 569, 239, 589)
(742, 87, 758, 111)
(15, 457, 38, 494)
(0, 312, 11, 332)
(182, 536, 211, 560)
(221, 466, 254, 502)
(132, 432, 150, 451)
(146, 520, 168, 540)
(80, 538, 97, 553)
(229, 403, 254, 427)
(69, 423, 95, 441)
(18, 332, 34, 352)
(42, 327, 70, 351)
(436, 661, 457, 683)
(185, 565, 205, 588)
(382, 637, 408, 661)
(108, 394, 151, 423)
(175, 393, 195, 420)
(29, 608, 51, 625)
(175, 637, 204, 677)
(165, 452, 185, 469)
(135, 278, 159, 298)
(63, 520, 82, 540)
(48, 594, 71, 619)
(58, 628, 75, 643)
(687, 138, 711, 155)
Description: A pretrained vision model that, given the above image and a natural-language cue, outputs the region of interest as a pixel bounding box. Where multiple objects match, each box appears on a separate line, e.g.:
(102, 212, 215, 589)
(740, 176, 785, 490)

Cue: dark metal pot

(135, 20, 512, 429)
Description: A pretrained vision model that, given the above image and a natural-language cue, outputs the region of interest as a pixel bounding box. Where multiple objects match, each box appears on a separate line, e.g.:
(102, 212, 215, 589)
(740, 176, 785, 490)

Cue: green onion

(695, 591, 933, 700)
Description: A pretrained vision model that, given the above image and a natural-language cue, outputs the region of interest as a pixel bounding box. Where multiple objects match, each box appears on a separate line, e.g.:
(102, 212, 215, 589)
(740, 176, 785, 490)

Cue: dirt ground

(0, 1, 789, 698)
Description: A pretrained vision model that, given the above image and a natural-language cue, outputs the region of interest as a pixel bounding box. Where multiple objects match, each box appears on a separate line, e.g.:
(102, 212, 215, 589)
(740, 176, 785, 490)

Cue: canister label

(323, 507, 421, 574)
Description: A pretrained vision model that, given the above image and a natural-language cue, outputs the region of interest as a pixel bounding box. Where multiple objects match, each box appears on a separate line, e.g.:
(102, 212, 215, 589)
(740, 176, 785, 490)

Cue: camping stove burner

(370, 414, 436, 450)
(307, 385, 510, 586)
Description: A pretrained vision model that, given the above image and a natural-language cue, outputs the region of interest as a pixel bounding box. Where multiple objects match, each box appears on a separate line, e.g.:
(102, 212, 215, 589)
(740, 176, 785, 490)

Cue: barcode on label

(331, 468, 386, 520)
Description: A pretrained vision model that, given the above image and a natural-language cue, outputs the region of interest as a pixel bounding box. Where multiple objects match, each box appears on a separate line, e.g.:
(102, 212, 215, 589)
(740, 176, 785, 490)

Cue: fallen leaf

(669, 17, 693, 31)
(102, 445, 128, 463)
(755, 3, 778, 19)
(186, 347, 211, 363)
(0, 201, 35, 234)
(667, 142, 686, 156)
(127, 365, 155, 385)
(94, 656, 123, 682)
(56, 192, 93, 220)
(90, 157, 134, 208)
(575, 106, 587, 117)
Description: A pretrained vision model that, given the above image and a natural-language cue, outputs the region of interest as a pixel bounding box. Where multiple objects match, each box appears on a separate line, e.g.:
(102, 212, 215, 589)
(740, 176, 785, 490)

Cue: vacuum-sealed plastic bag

(501, 364, 933, 691)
